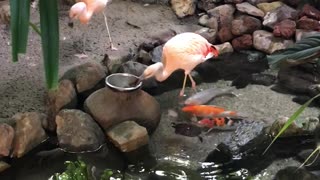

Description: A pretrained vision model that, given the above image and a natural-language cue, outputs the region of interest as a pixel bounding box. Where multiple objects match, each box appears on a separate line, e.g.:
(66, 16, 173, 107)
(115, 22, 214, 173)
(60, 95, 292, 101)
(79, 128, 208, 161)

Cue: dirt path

(0, 0, 199, 118)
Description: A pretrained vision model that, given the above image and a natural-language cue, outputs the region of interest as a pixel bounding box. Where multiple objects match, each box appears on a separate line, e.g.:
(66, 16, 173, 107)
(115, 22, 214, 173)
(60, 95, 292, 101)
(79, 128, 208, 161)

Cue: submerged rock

(0, 161, 10, 173)
(107, 121, 149, 152)
(84, 87, 161, 133)
(277, 63, 320, 104)
(12, 112, 48, 158)
(55, 109, 105, 152)
(269, 116, 319, 137)
(274, 166, 320, 180)
(0, 123, 14, 157)
(205, 120, 271, 173)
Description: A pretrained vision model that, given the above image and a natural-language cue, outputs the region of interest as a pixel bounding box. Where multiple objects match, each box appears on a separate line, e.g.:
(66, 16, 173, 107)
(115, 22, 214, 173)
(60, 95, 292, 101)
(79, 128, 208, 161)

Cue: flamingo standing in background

(141, 32, 219, 96)
(69, 0, 117, 58)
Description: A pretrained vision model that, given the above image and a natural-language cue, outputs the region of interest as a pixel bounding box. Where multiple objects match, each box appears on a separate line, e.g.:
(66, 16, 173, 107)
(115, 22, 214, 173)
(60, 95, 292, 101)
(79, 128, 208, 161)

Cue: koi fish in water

(184, 87, 237, 105)
(182, 105, 244, 119)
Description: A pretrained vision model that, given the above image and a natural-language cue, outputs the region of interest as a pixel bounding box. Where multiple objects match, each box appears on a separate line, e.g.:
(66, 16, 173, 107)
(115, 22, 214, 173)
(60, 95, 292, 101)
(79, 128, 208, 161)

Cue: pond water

(0, 67, 319, 180)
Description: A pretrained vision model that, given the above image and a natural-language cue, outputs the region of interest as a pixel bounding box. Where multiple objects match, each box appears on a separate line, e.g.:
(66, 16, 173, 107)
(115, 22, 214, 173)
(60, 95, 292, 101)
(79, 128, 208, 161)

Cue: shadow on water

(143, 52, 269, 96)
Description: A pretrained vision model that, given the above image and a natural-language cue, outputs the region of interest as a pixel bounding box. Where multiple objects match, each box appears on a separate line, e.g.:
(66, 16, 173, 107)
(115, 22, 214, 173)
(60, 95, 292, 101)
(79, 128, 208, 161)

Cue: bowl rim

(105, 73, 142, 91)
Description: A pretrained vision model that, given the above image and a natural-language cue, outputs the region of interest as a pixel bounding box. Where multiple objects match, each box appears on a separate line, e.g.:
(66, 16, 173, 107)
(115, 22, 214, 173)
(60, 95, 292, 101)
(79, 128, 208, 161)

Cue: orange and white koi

(182, 105, 240, 118)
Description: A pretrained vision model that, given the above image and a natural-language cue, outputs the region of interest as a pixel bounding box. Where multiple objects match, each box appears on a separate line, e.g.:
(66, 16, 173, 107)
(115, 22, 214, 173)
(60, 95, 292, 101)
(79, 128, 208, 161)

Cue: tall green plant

(10, 0, 60, 90)
(263, 93, 320, 155)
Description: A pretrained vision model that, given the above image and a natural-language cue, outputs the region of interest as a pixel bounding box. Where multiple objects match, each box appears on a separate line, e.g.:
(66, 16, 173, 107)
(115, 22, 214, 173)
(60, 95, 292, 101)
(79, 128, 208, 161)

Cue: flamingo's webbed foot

(111, 44, 118, 51)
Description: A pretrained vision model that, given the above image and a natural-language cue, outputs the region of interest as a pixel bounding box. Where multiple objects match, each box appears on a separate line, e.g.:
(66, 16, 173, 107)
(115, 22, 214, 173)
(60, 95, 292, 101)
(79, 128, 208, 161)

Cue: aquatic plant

(263, 93, 320, 155)
(10, 0, 59, 90)
(267, 33, 320, 69)
(53, 160, 90, 180)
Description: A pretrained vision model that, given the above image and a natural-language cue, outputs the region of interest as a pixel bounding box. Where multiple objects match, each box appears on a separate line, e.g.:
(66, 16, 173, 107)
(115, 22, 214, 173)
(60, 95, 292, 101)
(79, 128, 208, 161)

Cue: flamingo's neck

(154, 63, 171, 82)
(79, 8, 93, 24)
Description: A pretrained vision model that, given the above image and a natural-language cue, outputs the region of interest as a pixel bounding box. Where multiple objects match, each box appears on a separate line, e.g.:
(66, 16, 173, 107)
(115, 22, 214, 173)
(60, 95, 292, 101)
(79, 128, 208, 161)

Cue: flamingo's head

(140, 62, 164, 80)
(69, 2, 89, 23)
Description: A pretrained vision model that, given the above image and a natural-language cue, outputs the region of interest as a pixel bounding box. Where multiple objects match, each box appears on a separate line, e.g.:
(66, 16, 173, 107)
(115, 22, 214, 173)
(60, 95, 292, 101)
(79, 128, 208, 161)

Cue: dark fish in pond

(184, 87, 237, 105)
(172, 123, 202, 137)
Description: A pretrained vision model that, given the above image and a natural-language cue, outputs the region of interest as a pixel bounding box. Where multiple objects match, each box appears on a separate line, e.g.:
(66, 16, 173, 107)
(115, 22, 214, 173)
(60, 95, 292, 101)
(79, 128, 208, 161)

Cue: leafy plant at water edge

(263, 93, 320, 155)
(10, 0, 60, 90)
(267, 33, 320, 69)
(53, 160, 90, 180)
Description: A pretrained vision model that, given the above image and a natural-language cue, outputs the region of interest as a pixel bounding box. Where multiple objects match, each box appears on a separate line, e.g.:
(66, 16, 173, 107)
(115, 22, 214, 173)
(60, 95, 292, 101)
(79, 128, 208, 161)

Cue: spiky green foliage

(39, 0, 60, 90)
(9, 0, 60, 90)
(10, 0, 31, 62)
(263, 93, 320, 155)
(267, 33, 320, 69)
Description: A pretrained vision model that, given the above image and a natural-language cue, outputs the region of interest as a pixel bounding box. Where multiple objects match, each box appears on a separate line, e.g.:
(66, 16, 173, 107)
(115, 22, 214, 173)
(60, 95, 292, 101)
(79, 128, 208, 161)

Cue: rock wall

(171, 0, 320, 54)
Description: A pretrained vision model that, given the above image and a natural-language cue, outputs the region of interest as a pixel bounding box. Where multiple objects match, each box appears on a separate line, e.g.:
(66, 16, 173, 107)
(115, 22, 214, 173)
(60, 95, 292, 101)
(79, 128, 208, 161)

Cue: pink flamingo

(69, 0, 117, 58)
(141, 32, 219, 96)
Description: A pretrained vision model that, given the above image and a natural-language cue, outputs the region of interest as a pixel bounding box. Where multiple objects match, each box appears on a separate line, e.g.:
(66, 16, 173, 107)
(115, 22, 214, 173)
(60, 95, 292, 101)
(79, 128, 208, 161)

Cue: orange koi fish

(182, 105, 238, 118)
(198, 117, 226, 128)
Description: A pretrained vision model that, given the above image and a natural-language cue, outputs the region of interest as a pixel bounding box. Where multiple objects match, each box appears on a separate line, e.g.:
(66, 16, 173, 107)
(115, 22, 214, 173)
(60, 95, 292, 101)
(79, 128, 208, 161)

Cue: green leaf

(263, 93, 320, 155)
(10, 0, 31, 62)
(29, 22, 41, 36)
(267, 33, 320, 69)
(39, 0, 59, 90)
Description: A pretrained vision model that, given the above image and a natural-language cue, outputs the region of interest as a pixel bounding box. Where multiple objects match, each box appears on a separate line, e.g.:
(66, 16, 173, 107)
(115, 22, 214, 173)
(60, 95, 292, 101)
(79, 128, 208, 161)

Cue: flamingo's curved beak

(211, 45, 219, 57)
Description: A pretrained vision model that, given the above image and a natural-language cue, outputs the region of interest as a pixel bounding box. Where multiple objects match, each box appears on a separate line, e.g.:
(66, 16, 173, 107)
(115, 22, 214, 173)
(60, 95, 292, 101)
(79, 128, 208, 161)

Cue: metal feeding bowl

(105, 73, 142, 92)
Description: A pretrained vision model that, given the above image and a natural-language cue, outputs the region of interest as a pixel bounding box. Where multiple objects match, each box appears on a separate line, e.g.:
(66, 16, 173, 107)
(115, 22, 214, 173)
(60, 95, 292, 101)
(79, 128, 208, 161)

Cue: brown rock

(0, 161, 10, 173)
(217, 26, 234, 43)
(194, 27, 217, 44)
(231, 15, 262, 36)
(206, 17, 219, 30)
(263, 4, 298, 29)
(0, 124, 14, 157)
(46, 79, 77, 131)
(224, 0, 243, 3)
(231, 34, 253, 51)
(107, 121, 148, 152)
(197, 0, 216, 12)
(12, 112, 47, 158)
(208, 4, 236, 28)
(297, 16, 320, 31)
(300, 4, 320, 20)
(273, 19, 296, 39)
(149, 29, 177, 47)
(61, 62, 106, 93)
(84, 87, 161, 133)
(0, 1, 10, 25)
(56, 109, 105, 152)
(170, 0, 196, 18)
